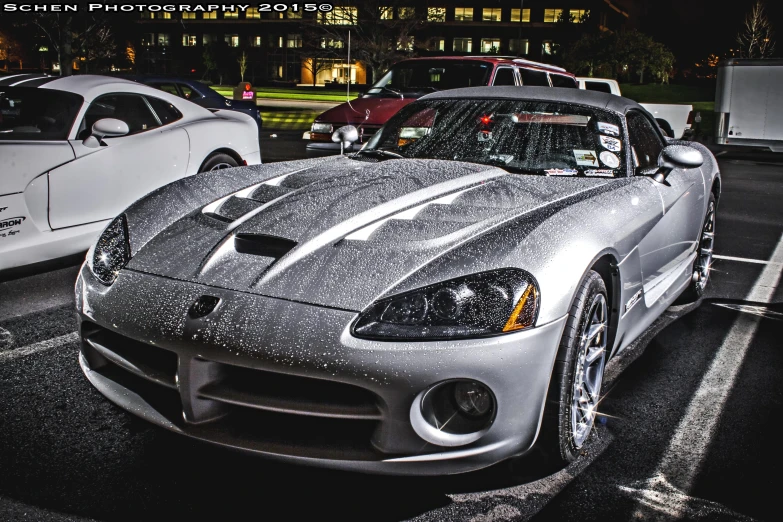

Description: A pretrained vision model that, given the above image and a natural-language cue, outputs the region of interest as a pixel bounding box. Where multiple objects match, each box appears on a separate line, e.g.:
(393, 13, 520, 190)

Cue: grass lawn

(211, 85, 358, 102)
(620, 84, 716, 137)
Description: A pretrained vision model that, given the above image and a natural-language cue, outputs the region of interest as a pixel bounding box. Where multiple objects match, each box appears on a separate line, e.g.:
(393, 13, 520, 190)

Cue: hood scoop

(234, 234, 297, 260)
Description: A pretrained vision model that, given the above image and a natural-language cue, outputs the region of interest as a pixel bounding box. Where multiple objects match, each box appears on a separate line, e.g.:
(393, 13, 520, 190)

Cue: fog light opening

(411, 379, 496, 447)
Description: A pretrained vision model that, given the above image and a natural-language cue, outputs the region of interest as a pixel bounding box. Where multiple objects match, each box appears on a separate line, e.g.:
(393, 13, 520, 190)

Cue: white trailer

(715, 58, 783, 152)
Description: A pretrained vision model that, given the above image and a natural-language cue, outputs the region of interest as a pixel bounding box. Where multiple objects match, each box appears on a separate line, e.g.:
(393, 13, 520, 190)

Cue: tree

(202, 41, 234, 84)
(736, 0, 776, 58)
(80, 26, 115, 73)
(30, 13, 113, 76)
(0, 30, 24, 71)
(563, 32, 618, 78)
(303, 0, 427, 84)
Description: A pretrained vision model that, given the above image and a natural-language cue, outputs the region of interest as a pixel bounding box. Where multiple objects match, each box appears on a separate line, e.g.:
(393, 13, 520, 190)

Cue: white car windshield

(0, 87, 83, 140)
(358, 99, 627, 178)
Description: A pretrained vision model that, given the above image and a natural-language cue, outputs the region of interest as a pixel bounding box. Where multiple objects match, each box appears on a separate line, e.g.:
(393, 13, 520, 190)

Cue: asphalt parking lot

(0, 138, 781, 521)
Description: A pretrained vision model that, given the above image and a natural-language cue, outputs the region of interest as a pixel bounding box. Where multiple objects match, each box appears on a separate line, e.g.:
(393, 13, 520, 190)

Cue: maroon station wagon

(305, 56, 577, 156)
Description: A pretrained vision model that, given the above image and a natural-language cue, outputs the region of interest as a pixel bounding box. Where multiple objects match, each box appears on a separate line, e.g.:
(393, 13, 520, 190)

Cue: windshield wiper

(353, 149, 405, 161)
(380, 86, 404, 98)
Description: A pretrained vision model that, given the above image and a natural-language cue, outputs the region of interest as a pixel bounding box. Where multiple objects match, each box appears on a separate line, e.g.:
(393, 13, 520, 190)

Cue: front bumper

(76, 266, 566, 475)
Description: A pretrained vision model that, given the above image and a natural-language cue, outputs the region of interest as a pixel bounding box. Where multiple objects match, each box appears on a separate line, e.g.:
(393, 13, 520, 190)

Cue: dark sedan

(126, 76, 262, 131)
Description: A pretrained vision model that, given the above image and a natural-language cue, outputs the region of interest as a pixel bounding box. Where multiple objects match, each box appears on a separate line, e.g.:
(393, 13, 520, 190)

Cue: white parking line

(626, 233, 783, 517)
(713, 254, 782, 266)
(0, 332, 79, 362)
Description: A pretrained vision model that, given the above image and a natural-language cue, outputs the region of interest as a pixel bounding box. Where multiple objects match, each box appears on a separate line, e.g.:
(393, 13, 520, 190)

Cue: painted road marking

(713, 254, 783, 266)
(0, 332, 79, 362)
(626, 233, 783, 517)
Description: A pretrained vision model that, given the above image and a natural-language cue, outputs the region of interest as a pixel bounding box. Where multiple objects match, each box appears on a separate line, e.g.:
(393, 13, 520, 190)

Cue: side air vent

(234, 234, 297, 259)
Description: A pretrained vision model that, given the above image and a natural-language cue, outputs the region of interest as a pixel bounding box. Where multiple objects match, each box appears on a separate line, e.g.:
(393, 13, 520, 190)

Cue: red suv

(306, 56, 577, 156)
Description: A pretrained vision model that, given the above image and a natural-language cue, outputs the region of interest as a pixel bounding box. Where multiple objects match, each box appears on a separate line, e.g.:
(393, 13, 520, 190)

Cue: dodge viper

(0, 74, 261, 272)
(76, 87, 719, 475)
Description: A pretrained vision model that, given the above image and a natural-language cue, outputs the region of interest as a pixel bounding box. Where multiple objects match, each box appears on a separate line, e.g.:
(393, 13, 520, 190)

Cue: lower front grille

(80, 322, 385, 460)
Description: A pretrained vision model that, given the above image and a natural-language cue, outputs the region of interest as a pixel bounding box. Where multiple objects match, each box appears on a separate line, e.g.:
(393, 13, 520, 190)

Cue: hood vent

(234, 234, 297, 260)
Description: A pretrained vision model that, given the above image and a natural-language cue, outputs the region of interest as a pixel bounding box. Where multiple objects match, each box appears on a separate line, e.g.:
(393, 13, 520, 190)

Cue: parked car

(77, 86, 719, 475)
(577, 77, 694, 139)
(305, 56, 577, 156)
(0, 74, 261, 272)
(127, 75, 263, 132)
(714, 58, 783, 152)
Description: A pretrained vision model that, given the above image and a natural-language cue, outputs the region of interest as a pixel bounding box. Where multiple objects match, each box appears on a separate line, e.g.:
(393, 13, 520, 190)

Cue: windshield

(0, 87, 83, 141)
(359, 99, 627, 178)
(366, 61, 493, 98)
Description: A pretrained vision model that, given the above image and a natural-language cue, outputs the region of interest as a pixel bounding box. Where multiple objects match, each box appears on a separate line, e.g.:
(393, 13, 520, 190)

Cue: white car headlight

(89, 215, 131, 286)
(311, 122, 333, 134)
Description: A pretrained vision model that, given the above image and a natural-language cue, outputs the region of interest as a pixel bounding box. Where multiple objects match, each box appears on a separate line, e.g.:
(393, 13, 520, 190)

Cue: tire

(675, 193, 716, 304)
(656, 119, 674, 138)
(199, 153, 239, 173)
(538, 270, 609, 466)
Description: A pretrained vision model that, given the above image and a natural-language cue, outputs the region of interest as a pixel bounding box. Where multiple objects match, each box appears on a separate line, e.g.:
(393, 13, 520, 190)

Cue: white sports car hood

(125, 156, 614, 311)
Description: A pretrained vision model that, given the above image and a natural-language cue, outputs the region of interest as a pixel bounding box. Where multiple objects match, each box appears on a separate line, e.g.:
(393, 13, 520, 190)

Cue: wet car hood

(126, 157, 611, 311)
(315, 96, 417, 126)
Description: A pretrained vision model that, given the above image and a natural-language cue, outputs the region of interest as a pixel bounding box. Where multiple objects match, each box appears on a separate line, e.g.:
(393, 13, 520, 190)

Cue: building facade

(134, 0, 636, 85)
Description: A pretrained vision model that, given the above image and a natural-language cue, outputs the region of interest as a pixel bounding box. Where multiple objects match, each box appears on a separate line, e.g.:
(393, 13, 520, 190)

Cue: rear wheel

(539, 271, 609, 466)
(199, 153, 239, 173)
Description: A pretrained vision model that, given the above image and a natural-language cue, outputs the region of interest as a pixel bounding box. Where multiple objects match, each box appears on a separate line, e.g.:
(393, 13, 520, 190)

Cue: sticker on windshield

(600, 135, 622, 152)
(545, 168, 579, 177)
(573, 150, 599, 167)
(600, 151, 621, 168)
(598, 122, 620, 136)
(585, 169, 616, 178)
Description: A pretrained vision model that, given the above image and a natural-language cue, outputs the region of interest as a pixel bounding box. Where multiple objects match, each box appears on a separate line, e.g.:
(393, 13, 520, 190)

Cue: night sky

(639, 0, 783, 67)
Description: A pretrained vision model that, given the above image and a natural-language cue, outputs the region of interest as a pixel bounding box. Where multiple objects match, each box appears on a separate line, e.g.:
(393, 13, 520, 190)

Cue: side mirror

(83, 118, 129, 148)
(331, 125, 359, 154)
(652, 144, 704, 183)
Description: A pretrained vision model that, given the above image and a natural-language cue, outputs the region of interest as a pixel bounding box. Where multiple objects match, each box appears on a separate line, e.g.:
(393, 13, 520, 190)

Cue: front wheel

(676, 193, 716, 304)
(199, 153, 239, 173)
(539, 270, 609, 466)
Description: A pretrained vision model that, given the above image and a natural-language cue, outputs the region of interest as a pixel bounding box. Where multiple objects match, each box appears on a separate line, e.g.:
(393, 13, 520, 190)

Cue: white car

(0, 74, 261, 272)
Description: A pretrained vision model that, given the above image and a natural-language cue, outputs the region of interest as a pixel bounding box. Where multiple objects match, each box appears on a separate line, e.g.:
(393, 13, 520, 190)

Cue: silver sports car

(76, 87, 719, 475)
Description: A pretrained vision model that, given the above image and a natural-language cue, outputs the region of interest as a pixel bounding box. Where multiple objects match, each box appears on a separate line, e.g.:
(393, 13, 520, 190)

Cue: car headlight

(311, 122, 333, 134)
(89, 214, 131, 286)
(352, 269, 539, 340)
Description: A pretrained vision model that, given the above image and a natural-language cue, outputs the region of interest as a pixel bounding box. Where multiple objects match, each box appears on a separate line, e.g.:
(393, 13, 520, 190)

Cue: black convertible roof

(422, 86, 642, 114)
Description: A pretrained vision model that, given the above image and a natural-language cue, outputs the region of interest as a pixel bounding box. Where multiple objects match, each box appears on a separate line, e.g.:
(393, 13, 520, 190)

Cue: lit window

(427, 7, 445, 22)
(141, 33, 155, 47)
(287, 10, 302, 19)
(453, 37, 472, 53)
(429, 38, 446, 51)
(509, 38, 529, 54)
(480, 38, 501, 53)
(146, 13, 171, 20)
(157, 33, 170, 46)
(223, 11, 238, 19)
(319, 7, 357, 25)
(246, 8, 260, 19)
(203, 12, 217, 20)
(225, 34, 240, 47)
(251, 36, 262, 47)
(482, 8, 501, 22)
(278, 36, 284, 48)
(182, 34, 197, 47)
(454, 7, 473, 22)
(397, 36, 414, 51)
(542, 40, 556, 55)
(398, 7, 415, 19)
(570, 9, 589, 22)
(161, 13, 171, 20)
(321, 38, 344, 49)
(380, 6, 393, 19)
(287, 34, 303, 48)
(543, 9, 563, 23)
(510, 8, 531, 22)
(182, 12, 196, 20)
